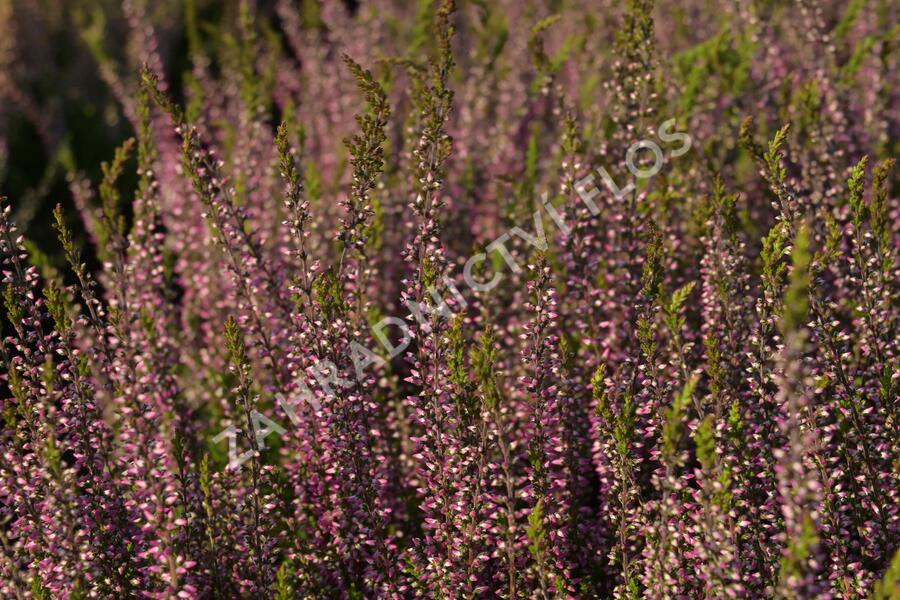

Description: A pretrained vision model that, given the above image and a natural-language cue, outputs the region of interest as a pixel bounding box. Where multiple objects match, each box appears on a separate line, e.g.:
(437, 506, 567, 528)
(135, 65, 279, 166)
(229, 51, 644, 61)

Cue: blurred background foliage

(0, 0, 359, 263)
(0, 0, 896, 264)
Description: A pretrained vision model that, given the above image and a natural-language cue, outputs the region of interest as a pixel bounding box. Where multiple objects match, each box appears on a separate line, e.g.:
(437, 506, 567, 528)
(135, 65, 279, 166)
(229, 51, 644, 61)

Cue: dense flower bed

(0, 0, 897, 597)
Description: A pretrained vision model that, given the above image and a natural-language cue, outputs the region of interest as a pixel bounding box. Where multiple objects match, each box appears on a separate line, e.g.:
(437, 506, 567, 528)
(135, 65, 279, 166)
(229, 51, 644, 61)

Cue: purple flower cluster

(0, 0, 898, 598)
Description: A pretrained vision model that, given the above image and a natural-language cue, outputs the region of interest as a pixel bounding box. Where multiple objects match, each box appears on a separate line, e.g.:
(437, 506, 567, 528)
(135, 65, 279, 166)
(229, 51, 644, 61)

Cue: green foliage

(614, 390, 637, 462)
(872, 549, 900, 600)
(712, 177, 740, 239)
(470, 0, 509, 69)
(300, 0, 323, 32)
(97, 137, 135, 260)
(761, 221, 792, 296)
(528, 14, 561, 74)
(44, 279, 72, 335)
(313, 269, 347, 321)
(409, 0, 438, 57)
(448, 313, 479, 423)
(224, 315, 249, 369)
(184, 0, 202, 58)
(663, 281, 696, 337)
(136, 86, 156, 197)
(778, 515, 820, 592)
(274, 560, 295, 600)
(402, 553, 429, 596)
(3, 283, 24, 329)
(740, 118, 797, 224)
(2, 363, 23, 429)
(616, 0, 655, 65)
(641, 220, 664, 300)
(340, 53, 390, 263)
(792, 80, 822, 139)
(839, 25, 900, 86)
(727, 400, 744, 437)
(738, 116, 765, 160)
(848, 156, 870, 228)
(304, 160, 322, 203)
(764, 124, 791, 187)
(591, 364, 611, 422)
(342, 55, 391, 185)
(366, 188, 386, 253)
(31, 575, 51, 600)
(636, 315, 656, 363)
(661, 376, 697, 464)
(526, 499, 547, 563)
(472, 324, 501, 410)
(561, 112, 583, 159)
(434, 0, 457, 87)
(52, 204, 86, 280)
(694, 414, 717, 472)
(141, 66, 184, 125)
(447, 313, 468, 391)
(781, 223, 811, 336)
(872, 158, 895, 252)
(237, 0, 262, 112)
(421, 255, 440, 290)
(673, 26, 754, 112)
(183, 70, 207, 124)
(832, 0, 867, 49)
(816, 211, 843, 271)
(276, 122, 302, 195)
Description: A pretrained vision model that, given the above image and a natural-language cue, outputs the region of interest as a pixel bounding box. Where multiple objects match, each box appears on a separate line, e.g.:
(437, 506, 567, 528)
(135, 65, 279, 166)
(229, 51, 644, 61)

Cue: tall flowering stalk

(399, 1, 465, 595)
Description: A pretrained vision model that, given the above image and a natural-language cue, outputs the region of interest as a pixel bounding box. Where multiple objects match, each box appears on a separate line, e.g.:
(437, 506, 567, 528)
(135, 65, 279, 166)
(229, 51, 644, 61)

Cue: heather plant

(0, 0, 898, 598)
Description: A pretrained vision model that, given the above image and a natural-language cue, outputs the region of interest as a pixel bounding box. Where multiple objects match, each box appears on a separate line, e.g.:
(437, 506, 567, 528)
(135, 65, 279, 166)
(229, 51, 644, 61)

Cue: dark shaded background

(0, 0, 358, 259)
